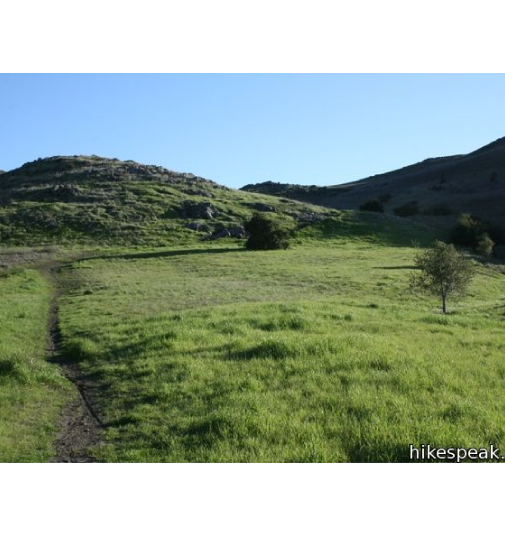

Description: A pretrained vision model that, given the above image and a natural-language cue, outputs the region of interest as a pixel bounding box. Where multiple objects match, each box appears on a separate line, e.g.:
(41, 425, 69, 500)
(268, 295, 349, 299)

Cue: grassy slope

(0, 155, 332, 247)
(240, 136, 505, 228)
(56, 215, 505, 462)
(0, 268, 71, 462)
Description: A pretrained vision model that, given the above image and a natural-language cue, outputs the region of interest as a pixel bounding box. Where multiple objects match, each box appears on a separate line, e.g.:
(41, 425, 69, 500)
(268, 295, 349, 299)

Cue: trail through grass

(56, 236, 505, 461)
(0, 268, 71, 462)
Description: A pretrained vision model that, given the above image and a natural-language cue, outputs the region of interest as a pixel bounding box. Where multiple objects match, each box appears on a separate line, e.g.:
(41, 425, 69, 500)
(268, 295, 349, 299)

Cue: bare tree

(410, 241, 475, 314)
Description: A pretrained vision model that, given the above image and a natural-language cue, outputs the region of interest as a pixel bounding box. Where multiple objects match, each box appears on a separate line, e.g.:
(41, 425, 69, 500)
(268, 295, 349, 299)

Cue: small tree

(410, 241, 475, 314)
(244, 213, 291, 250)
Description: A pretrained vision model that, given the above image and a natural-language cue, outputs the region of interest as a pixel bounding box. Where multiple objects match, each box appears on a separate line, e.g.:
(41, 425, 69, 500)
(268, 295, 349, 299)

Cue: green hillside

(0, 155, 333, 246)
(53, 226, 503, 461)
(1, 154, 504, 463)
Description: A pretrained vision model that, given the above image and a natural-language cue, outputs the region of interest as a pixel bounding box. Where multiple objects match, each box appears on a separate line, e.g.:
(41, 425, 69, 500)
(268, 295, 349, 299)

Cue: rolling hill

(0, 155, 333, 246)
(241, 136, 505, 229)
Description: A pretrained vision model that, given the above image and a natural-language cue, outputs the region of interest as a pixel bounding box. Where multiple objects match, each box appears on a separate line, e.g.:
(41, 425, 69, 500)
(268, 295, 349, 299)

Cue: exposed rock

(203, 225, 248, 240)
(253, 202, 276, 212)
(206, 229, 230, 240)
(182, 201, 218, 219)
(51, 184, 80, 201)
(185, 188, 214, 198)
(185, 221, 211, 232)
(105, 207, 121, 218)
(290, 212, 327, 223)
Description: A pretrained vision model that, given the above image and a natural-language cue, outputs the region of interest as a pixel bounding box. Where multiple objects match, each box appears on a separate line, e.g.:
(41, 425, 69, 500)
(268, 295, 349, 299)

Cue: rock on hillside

(0, 155, 332, 246)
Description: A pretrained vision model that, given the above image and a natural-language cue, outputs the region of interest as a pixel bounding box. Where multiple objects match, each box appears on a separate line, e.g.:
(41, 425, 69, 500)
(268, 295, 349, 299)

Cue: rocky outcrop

(185, 221, 211, 232)
(10, 183, 82, 203)
(50, 184, 80, 201)
(203, 226, 248, 240)
(182, 201, 218, 219)
(253, 202, 276, 212)
(184, 187, 214, 198)
(289, 212, 328, 229)
(291, 212, 327, 223)
(243, 202, 277, 212)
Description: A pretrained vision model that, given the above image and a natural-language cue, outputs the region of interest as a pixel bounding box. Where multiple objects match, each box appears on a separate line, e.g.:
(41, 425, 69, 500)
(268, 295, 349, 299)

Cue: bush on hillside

(244, 213, 291, 250)
(394, 201, 419, 217)
(476, 233, 495, 257)
(359, 199, 384, 213)
(450, 213, 504, 257)
(423, 203, 452, 216)
(378, 193, 392, 203)
(450, 213, 483, 248)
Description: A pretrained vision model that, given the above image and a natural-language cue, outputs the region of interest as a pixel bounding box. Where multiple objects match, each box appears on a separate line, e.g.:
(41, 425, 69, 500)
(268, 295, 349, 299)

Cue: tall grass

(57, 238, 505, 462)
(0, 269, 71, 462)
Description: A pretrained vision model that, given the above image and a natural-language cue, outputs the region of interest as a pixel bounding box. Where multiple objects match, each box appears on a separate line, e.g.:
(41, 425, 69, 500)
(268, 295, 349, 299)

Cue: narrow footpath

(43, 262, 103, 463)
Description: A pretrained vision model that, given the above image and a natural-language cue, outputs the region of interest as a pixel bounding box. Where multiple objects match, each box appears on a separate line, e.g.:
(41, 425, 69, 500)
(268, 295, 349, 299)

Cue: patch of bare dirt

(42, 261, 104, 463)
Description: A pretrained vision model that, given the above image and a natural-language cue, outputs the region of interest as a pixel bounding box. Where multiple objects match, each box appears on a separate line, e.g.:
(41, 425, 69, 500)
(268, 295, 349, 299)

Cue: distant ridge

(241, 137, 505, 227)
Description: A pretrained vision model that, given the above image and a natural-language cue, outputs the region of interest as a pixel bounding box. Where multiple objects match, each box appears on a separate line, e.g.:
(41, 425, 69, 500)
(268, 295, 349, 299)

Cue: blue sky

(1, 74, 505, 188)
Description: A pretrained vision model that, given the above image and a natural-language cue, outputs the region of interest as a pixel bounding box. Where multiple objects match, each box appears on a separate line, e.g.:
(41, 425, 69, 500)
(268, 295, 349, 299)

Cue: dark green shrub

(394, 201, 419, 217)
(450, 213, 482, 248)
(423, 203, 452, 216)
(244, 213, 291, 250)
(378, 193, 392, 203)
(451, 214, 504, 255)
(359, 199, 384, 213)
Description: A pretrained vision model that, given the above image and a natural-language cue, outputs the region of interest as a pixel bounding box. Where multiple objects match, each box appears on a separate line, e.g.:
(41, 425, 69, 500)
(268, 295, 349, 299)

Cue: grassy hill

(0, 155, 333, 246)
(241, 136, 505, 229)
(52, 225, 503, 461)
(1, 152, 504, 463)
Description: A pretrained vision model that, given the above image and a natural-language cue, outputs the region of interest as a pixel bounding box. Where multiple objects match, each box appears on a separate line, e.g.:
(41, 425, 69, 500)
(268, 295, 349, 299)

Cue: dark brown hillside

(241, 137, 505, 228)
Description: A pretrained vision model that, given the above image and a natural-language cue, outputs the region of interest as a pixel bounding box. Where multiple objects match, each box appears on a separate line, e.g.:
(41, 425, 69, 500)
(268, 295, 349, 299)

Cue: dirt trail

(43, 261, 104, 463)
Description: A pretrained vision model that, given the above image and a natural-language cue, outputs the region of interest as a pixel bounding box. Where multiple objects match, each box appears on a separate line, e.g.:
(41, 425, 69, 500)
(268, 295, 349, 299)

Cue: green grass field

(51, 216, 504, 462)
(2, 213, 504, 462)
(0, 267, 71, 462)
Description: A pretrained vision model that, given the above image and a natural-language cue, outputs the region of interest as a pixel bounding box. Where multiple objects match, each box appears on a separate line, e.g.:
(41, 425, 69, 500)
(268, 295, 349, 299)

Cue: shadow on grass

(344, 441, 414, 462)
(374, 265, 417, 270)
(78, 247, 245, 263)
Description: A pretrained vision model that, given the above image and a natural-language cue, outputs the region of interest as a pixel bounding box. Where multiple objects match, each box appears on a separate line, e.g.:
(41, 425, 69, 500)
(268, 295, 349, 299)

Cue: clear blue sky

(1, 74, 505, 188)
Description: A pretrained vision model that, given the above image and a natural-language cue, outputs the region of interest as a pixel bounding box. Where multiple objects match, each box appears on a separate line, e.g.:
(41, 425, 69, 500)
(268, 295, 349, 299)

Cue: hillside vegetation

(1, 153, 504, 463)
(0, 155, 332, 246)
(242, 136, 505, 230)
(54, 220, 505, 462)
